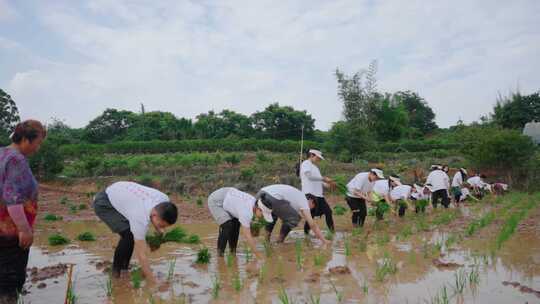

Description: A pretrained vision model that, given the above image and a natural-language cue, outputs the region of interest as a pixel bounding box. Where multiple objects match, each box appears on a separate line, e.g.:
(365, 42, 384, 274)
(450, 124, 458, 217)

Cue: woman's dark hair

(11, 120, 47, 144)
(154, 202, 178, 225)
(460, 168, 468, 179)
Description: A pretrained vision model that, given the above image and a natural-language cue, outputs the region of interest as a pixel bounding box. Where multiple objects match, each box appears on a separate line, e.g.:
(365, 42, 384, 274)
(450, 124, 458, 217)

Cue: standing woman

(0, 120, 46, 303)
(451, 168, 467, 205)
(300, 149, 335, 235)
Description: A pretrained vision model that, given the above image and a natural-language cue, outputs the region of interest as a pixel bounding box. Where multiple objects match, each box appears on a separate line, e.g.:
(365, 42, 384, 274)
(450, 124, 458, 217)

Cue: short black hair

(12, 120, 47, 144)
(154, 202, 178, 225)
(305, 193, 317, 201)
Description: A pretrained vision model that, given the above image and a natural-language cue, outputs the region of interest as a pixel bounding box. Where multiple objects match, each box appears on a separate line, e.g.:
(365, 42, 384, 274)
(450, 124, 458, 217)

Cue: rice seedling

(244, 244, 252, 262)
(60, 196, 68, 205)
(69, 205, 78, 214)
(362, 280, 369, 294)
(17, 292, 25, 304)
(78, 203, 87, 210)
(408, 251, 417, 265)
(344, 237, 351, 257)
(375, 253, 398, 282)
(309, 294, 320, 304)
(444, 234, 457, 249)
(131, 267, 143, 289)
(211, 276, 221, 299)
(163, 227, 188, 242)
(397, 225, 412, 241)
(258, 263, 267, 283)
(469, 266, 480, 287)
(324, 229, 334, 241)
(167, 257, 177, 281)
(329, 279, 344, 302)
(295, 239, 304, 270)
(48, 233, 70, 246)
(226, 252, 234, 268)
(66, 282, 77, 304)
(184, 234, 200, 244)
(263, 240, 273, 257)
(415, 216, 430, 232)
(351, 227, 363, 238)
(376, 233, 390, 247)
(196, 198, 203, 207)
(102, 272, 112, 298)
(278, 286, 295, 304)
(357, 239, 367, 252)
(333, 204, 347, 216)
(495, 198, 537, 249)
(453, 268, 467, 294)
(44, 213, 62, 221)
(332, 175, 348, 196)
(196, 247, 211, 264)
(427, 285, 449, 304)
(232, 272, 242, 292)
(77, 231, 96, 242)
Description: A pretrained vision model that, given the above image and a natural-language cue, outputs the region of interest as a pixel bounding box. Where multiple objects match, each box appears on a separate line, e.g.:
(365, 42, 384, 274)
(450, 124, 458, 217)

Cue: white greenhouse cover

(523, 121, 540, 144)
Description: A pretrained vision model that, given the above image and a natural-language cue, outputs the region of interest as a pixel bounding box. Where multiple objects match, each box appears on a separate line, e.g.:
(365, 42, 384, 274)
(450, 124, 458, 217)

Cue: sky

(1, 0, 539, 130)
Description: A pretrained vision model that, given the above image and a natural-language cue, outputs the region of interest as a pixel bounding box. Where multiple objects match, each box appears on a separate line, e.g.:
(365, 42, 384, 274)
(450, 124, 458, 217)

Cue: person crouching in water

(93, 181, 178, 285)
(411, 184, 431, 213)
(345, 169, 385, 227)
(300, 149, 335, 236)
(371, 175, 402, 220)
(451, 168, 468, 205)
(207, 187, 273, 259)
(389, 183, 417, 217)
(256, 184, 330, 245)
(426, 165, 450, 208)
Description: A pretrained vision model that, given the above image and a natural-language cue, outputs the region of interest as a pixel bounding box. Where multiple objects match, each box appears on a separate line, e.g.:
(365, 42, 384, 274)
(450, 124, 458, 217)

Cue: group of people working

(0, 120, 508, 302)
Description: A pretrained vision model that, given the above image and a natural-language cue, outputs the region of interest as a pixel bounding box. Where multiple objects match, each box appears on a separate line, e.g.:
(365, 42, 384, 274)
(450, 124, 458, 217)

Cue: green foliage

(326, 120, 374, 154)
(252, 103, 315, 140)
(375, 254, 398, 282)
(194, 110, 252, 139)
(78, 203, 87, 210)
(83, 108, 137, 143)
(278, 286, 295, 304)
(372, 97, 410, 141)
(333, 204, 347, 216)
(131, 267, 143, 289)
(0, 89, 20, 141)
(454, 269, 467, 294)
(232, 272, 242, 292)
(163, 227, 188, 242)
(196, 198, 203, 207)
(394, 91, 438, 135)
(224, 153, 243, 165)
(211, 276, 221, 299)
(135, 174, 156, 187)
(184, 234, 200, 244)
(196, 247, 211, 264)
(44, 214, 62, 221)
(77, 232, 96, 242)
(493, 91, 540, 129)
(240, 167, 256, 181)
(48, 233, 70, 246)
(29, 140, 64, 180)
(295, 239, 303, 270)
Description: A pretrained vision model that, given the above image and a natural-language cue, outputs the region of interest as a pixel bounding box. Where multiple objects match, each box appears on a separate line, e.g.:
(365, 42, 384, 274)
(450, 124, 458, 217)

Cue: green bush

(240, 167, 256, 181)
(48, 233, 70, 246)
(29, 140, 64, 180)
(77, 232, 96, 241)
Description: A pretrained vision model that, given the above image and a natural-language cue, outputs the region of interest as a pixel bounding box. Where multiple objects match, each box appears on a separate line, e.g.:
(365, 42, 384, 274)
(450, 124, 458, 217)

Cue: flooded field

(20, 188, 540, 304)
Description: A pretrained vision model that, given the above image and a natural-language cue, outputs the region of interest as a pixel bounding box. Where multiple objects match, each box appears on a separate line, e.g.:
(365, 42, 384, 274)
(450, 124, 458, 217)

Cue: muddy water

(22, 209, 540, 304)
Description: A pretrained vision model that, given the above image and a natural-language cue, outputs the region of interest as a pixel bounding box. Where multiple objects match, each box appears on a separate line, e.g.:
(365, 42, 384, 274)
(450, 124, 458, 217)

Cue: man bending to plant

(93, 181, 178, 286)
(207, 187, 273, 259)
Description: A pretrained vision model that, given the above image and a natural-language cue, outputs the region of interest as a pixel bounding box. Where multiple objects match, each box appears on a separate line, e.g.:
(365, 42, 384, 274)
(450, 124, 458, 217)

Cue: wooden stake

(64, 264, 74, 304)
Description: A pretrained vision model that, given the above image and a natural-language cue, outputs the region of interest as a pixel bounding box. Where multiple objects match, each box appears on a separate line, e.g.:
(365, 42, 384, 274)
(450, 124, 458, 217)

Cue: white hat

(257, 200, 274, 223)
(389, 175, 401, 185)
(309, 149, 324, 160)
(460, 168, 468, 175)
(413, 184, 423, 193)
(370, 168, 384, 179)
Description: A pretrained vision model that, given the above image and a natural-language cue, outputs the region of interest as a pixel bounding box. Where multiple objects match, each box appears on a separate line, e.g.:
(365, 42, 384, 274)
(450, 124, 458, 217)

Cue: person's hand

(18, 230, 33, 249)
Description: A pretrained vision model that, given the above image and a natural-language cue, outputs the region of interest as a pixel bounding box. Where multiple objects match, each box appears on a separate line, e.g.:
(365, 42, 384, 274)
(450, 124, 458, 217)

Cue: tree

(251, 103, 315, 140)
(194, 110, 253, 139)
(127, 111, 193, 141)
(493, 91, 540, 129)
(0, 89, 20, 144)
(29, 140, 64, 180)
(335, 60, 378, 127)
(47, 118, 84, 145)
(372, 95, 409, 141)
(325, 120, 374, 155)
(393, 91, 438, 135)
(83, 109, 137, 143)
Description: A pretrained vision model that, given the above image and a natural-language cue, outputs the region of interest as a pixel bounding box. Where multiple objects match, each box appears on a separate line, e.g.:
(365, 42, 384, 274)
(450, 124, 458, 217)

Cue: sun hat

(389, 175, 401, 185)
(370, 168, 384, 179)
(257, 200, 274, 223)
(309, 149, 325, 160)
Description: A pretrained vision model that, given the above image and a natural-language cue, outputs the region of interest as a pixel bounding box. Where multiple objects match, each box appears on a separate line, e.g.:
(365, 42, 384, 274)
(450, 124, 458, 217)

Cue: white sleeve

(302, 162, 323, 182)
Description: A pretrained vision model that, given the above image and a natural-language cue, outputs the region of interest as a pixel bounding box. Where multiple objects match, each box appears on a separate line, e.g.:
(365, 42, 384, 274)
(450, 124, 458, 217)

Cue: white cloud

(1, 0, 540, 129)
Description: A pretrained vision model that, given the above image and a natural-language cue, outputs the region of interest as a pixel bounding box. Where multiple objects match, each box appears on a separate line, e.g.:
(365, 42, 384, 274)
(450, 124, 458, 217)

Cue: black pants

(113, 229, 134, 275)
(432, 189, 450, 209)
(217, 219, 241, 256)
(0, 241, 29, 302)
(304, 196, 334, 234)
(346, 196, 367, 227)
(396, 200, 407, 217)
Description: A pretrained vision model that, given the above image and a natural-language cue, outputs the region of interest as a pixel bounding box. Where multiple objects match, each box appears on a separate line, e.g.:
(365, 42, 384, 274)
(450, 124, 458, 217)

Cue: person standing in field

(256, 184, 330, 244)
(426, 165, 450, 208)
(300, 149, 335, 236)
(345, 169, 385, 228)
(0, 120, 46, 304)
(93, 181, 178, 286)
(207, 187, 273, 259)
(451, 168, 468, 205)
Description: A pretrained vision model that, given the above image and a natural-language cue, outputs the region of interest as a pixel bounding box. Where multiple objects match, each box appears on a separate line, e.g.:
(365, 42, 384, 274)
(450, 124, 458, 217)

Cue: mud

(502, 281, 540, 298)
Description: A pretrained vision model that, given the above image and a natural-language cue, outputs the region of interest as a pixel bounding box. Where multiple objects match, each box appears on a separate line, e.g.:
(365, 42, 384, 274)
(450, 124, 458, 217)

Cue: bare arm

(134, 240, 156, 284)
(240, 226, 263, 260)
(300, 209, 330, 244)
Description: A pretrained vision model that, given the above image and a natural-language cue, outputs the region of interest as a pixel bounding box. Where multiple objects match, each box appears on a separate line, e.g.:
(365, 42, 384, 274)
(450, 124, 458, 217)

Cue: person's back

(300, 159, 323, 197)
(427, 170, 449, 191)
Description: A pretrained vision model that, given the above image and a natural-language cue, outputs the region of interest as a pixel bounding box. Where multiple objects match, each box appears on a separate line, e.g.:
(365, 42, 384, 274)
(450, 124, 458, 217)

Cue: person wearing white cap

(426, 165, 450, 208)
(467, 174, 491, 198)
(410, 184, 430, 213)
(371, 175, 402, 220)
(345, 169, 384, 227)
(451, 168, 468, 204)
(207, 187, 272, 259)
(389, 183, 415, 217)
(300, 149, 335, 235)
(256, 184, 330, 244)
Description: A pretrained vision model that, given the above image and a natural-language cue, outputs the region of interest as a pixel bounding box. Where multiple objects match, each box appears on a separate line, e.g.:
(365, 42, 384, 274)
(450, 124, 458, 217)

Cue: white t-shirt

(451, 171, 463, 187)
(346, 172, 375, 198)
(223, 188, 256, 228)
(467, 176, 488, 189)
(373, 180, 390, 196)
(459, 188, 471, 201)
(300, 159, 324, 197)
(426, 170, 450, 191)
(106, 181, 170, 240)
(390, 185, 412, 201)
(261, 184, 310, 213)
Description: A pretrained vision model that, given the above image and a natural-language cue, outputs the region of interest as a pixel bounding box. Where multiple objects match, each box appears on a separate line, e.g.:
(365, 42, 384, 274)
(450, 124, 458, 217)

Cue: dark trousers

(396, 200, 407, 217)
(0, 242, 29, 302)
(304, 196, 334, 234)
(113, 229, 134, 275)
(346, 196, 367, 227)
(265, 212, 295, 241)
(217, 219, 241, 256)
(432, 189, 450, 209)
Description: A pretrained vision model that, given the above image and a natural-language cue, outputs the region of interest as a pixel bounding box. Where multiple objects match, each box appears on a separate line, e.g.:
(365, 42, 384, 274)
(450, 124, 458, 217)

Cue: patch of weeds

(376, 233, 390, 247)
(196, 247, 211, 264)
(69, 205, 78, 214)
(211, 276, 221, 299)
(351, 227, 363, 238)
(232, 272, 242, 292)
(77, 231, 96, 242)
(357, 239, 367, 252)
(44, 213, 62, 221)
(408, 251, 417, 265)
(48, 233, 70, 246)
(131, 267, 143, 289)
(415, 215, 430, 232)
(333, 204, 347, 216)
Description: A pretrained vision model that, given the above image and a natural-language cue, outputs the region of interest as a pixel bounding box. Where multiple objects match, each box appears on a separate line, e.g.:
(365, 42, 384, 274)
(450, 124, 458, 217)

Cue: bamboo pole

(64, 264, 74, 304)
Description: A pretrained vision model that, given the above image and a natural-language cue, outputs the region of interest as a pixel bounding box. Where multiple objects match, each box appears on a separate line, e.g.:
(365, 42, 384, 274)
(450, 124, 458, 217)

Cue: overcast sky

(1, 0, 539, 130)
